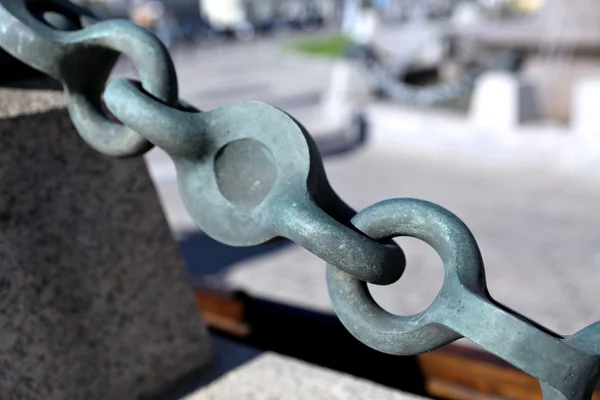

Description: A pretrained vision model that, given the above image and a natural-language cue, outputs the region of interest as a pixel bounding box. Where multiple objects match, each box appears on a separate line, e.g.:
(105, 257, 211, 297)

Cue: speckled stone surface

(0, 84, 213, 399)
(186, 336, 428, 400)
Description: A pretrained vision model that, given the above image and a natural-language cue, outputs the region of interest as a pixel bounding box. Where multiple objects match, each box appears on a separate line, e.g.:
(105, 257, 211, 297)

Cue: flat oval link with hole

(326, 198, 600, 400)
(103, 78, 406, 285)
(1, 1, 599, 399)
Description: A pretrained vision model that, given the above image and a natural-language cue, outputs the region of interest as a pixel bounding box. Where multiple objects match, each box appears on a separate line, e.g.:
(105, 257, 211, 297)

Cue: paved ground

(114, 31, 339, 134)
(129, 30, 600, 340)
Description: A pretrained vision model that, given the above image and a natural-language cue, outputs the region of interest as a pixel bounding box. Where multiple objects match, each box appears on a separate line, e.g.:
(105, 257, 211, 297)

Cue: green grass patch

(285, 33, 353, 59)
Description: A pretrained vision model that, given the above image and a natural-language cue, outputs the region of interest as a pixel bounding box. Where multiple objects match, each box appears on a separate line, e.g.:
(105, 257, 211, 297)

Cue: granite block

(186, 336, 428, 400)
(0, 83, 212, 400)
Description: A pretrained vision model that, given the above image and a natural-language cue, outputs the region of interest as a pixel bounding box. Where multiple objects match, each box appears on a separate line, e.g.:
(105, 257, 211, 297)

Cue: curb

(365, 103, 600, 182)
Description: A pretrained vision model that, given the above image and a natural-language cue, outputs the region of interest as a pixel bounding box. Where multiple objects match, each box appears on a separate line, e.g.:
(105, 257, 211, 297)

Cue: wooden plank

(427, 379, 511, 400)
(419, 349, 541, 400)
(420, 346, 600, 400)
(193, 289, 600, 400)
(194, 291, 251, 337)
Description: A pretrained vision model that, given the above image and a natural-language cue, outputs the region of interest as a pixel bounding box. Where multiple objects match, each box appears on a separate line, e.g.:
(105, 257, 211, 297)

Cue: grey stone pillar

(0, 81, 212, 399)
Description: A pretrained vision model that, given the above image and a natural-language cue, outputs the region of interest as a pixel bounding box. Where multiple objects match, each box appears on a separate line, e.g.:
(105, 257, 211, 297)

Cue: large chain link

(1, 1, 599, 399)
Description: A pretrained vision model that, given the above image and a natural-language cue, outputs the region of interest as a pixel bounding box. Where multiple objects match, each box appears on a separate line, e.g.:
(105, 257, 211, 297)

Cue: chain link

(0, 0, 178, 156)
(347, 43, 525, 106)
(0, 0, 407, 285)
(1, 1, 599, 399)
(327, 199, 600, 400)
(104, 78, 405, 284)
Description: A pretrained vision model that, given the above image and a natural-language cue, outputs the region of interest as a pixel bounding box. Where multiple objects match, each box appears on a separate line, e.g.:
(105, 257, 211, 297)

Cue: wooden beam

(193, 289, 600, 400)
(419, 348, 541, 400)
(195, 290, 251, 337)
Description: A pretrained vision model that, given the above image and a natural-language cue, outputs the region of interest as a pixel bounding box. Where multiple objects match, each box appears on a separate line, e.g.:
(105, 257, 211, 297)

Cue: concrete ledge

(185, 336, 428, 400)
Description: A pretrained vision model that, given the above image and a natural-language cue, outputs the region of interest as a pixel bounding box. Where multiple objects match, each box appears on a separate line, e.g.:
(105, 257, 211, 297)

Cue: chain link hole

(368, 237, 443, 316)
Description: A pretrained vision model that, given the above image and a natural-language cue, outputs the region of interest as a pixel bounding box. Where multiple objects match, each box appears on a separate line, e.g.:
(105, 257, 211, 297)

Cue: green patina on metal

(0, 1, 598, 399)
(327, 198, 600, 400)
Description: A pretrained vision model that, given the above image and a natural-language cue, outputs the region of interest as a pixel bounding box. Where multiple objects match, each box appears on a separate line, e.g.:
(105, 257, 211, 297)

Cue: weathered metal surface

(327, 198, 600, 400)
(103, 79, 405, 284)
(0, 1, 599, 399)
(0, 0, 176, 156)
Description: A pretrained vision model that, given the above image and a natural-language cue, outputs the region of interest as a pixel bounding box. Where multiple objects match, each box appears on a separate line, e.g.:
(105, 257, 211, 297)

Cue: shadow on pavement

(179, 234, 293, 280)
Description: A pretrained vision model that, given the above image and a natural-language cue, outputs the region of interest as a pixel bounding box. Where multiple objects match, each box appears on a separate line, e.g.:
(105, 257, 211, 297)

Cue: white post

(469, 72, 539, 134)
(320, 0, 377, 133)
(572, 75, 600, 146)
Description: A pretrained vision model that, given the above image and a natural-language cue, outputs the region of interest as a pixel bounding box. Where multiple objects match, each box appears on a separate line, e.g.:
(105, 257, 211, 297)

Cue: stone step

(181, 336, 428, 400)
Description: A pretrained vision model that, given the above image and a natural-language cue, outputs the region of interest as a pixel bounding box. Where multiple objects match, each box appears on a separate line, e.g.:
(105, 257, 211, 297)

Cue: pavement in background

(114, 31, 337, 132)
(132, 30, 600, 339)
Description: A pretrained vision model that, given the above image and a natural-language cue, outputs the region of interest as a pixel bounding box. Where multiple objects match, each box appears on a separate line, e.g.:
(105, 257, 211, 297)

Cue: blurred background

(73, 0, 600, 339)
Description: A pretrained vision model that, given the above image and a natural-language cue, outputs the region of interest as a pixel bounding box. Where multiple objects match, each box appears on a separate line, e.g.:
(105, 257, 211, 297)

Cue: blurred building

(508, 0, 545, 13)
(199, 0, 252, 31)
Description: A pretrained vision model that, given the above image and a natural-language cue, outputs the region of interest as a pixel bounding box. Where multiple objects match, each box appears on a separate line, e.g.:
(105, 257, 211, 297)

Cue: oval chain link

(1, 2, 599, 399)
(0, 0, 407, 285)
(103, 78, 406, 285)
(326, 198, 600, 400)
(0, 0, 178, 157)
